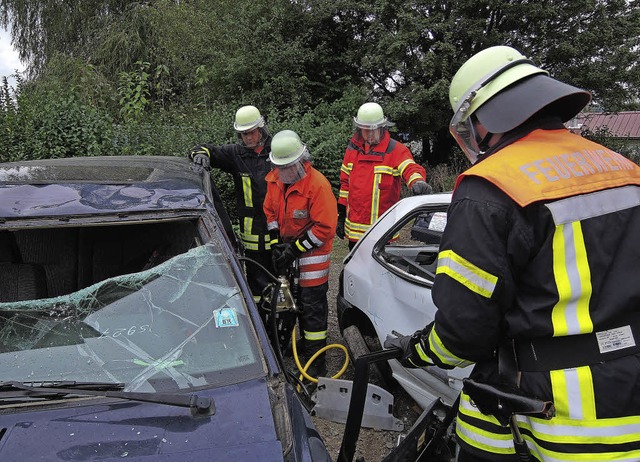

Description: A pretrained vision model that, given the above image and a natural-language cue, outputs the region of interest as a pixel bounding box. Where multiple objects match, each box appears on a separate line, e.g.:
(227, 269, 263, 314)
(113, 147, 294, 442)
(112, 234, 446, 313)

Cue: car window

(0, 244, 264, 392)
(373, 207, 448, 287)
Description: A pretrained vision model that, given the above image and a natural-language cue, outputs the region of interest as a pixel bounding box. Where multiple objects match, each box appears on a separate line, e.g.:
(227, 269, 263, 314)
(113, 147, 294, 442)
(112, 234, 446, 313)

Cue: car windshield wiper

(0, 381, 215, 416)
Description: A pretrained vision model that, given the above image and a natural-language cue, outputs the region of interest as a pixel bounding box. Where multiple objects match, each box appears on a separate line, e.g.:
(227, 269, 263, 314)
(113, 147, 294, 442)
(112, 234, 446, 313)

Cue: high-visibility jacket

(338, 131, 426, 242)
(424, 128, 640, 460)
(208, 139, 272, 252)
(264, 163, 337, 287)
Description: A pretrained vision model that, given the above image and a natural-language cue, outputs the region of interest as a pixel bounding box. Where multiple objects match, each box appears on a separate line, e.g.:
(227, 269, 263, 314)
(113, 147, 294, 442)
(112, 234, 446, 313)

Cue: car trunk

(0, 219, 200, 302)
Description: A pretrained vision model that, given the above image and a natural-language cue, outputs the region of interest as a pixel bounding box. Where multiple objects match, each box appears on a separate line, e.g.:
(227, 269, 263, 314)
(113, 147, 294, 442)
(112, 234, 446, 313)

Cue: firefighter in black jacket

(386, 46, 640, 461)
(189, 105, 274, 297)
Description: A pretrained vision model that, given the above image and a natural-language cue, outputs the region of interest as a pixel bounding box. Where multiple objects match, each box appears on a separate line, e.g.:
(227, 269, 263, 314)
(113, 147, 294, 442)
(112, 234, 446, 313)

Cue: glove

(336, 204, 346, 240)
(272, 242, 302, 275)
(189, 144, 213, 169)
(384, 330, 432, 368)
(411, 180, 432, 195)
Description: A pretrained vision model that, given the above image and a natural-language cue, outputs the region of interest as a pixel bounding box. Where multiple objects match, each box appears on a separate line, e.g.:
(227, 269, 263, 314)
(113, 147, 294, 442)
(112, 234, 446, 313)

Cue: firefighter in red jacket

(385, 46, 640, 461)
(337, 102, 429, 249)
(264, 130, 337, 378)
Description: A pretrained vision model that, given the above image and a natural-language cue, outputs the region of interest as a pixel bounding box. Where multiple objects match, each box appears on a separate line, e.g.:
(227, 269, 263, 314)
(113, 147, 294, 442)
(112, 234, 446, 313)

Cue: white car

(337, 193, 470, 409)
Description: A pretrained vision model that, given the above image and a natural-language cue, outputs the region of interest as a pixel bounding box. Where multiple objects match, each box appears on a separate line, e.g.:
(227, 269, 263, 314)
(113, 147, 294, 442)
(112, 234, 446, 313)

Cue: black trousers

(244, 249, 274, 297)
(297, 282, 329, 361)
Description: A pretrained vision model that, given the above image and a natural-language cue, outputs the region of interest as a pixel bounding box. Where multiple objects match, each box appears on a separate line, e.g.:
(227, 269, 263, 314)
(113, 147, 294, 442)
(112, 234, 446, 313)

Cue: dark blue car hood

(0, 378, 284, 461)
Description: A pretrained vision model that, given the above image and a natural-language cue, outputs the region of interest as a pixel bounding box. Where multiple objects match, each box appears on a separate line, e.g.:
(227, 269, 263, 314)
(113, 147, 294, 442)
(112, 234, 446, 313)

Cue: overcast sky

(0, 28, 25, 79)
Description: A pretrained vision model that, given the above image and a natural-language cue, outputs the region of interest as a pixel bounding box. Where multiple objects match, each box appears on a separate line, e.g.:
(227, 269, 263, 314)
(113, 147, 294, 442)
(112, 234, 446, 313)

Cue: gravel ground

(285, 237, 422, 461)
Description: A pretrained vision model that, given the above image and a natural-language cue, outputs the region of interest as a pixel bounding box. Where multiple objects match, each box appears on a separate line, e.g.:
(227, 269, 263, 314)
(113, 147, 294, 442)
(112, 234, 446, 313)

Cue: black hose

(238, 256, 291, 384)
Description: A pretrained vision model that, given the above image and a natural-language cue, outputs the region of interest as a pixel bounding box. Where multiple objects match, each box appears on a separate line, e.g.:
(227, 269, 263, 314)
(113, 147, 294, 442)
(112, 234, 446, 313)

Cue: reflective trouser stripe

(551, 221, 593, 336)
(304, 330, 327, 341)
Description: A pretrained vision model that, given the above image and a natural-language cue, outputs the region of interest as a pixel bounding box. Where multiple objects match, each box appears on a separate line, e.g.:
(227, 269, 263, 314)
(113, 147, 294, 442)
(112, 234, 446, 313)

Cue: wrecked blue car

(0, 156, 331, 461)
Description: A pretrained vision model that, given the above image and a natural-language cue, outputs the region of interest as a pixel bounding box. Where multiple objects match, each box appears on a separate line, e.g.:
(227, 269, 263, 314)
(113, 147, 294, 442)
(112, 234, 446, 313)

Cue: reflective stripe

(242, 176, 253, 207)
(427, 325, 473, 367)
(398, 159, 414, 175)
(345, 219, 370, 231)
(300, 269, 330, 280)
(436, 250, 498, 298)
(240, 230, 271, 251)
(341, 162, 353, 174)
(295, 240, 307, 252)
(371, 173, 382, 224)
(460, 386, 640, 460)
(551, 222, 593, 336)
(414, 342, 433, 364)
(307, 229, 324, 247)
(546, 185, 640, 225)
(304, 330, 327, 341)
(339, 190, 348, 199)
(243, 216, 253, 236)
(299, 254, 331, 265)
(373, 165, 397, 176)
(550, 367, 596, 421)
(407, 172, 423, 185)
(267, 221, 279, 231)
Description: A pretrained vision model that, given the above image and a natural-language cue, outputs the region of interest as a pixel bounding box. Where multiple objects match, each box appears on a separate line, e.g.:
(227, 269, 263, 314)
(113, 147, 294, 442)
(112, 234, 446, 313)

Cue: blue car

(0, 156, 331, 461)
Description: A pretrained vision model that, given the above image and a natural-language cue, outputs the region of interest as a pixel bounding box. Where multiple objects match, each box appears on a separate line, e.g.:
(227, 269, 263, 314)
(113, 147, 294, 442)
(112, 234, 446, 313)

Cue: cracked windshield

(0, 244, 263, 392)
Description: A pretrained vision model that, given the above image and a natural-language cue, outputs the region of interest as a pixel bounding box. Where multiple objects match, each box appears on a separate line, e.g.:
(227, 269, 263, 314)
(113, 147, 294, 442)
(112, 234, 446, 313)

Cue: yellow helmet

(449, 45, 591, 163)
(269, 130, 308, 166)
(233, 105, 265, 132)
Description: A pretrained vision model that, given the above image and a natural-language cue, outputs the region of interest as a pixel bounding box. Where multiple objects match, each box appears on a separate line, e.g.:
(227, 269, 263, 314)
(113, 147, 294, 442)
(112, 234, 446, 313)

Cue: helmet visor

(450, 109, 481, 164)
(275, 160, 307, 184)
(449, 57, 535, 164)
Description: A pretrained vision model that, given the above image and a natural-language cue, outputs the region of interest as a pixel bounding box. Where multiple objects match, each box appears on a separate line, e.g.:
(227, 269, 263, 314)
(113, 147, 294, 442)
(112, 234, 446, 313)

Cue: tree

(301, 0, 640, 164)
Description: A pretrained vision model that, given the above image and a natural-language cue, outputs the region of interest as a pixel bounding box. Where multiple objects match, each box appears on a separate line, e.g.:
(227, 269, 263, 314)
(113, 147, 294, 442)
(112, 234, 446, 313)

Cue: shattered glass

(0, 244, 263, 392)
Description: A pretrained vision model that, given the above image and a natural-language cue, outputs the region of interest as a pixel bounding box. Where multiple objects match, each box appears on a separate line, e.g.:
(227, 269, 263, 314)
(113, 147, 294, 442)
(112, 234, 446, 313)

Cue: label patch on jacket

(596, 325, 635, 353)
(293, 209, 309, 219)
(214, 306, 239, 328)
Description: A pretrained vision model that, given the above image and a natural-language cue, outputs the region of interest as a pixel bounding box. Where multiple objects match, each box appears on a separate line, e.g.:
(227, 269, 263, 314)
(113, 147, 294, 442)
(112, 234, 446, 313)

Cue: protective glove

(272, 242, 302, 275)
(411, 180, 433, 195)
(336, 204, 346, 240)
(384, 330, 433, 368)
(189, 144, 213, 169)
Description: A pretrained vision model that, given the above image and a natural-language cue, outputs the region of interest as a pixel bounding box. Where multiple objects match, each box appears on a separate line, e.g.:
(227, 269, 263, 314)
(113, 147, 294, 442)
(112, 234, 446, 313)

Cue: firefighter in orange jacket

(385, 46, 640, 461)
(337, 102, 429, 249)
(264, 130, 337, 378)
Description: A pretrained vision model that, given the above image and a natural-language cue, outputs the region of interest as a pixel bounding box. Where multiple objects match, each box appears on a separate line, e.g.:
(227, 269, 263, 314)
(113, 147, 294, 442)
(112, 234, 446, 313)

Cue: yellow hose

(292, 324, 350, 386)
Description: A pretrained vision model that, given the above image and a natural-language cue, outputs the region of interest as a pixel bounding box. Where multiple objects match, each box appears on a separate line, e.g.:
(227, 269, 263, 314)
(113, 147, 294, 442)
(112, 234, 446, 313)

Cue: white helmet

(353, 102, 389, 129)
(269, 130, 308, 166)
(233, 105, 265, 132)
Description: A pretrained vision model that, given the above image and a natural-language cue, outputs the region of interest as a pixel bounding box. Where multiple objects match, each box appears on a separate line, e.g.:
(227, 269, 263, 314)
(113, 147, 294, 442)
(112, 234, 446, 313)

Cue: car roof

(0, 156, 210, 219)
(0, 155, 199, 185)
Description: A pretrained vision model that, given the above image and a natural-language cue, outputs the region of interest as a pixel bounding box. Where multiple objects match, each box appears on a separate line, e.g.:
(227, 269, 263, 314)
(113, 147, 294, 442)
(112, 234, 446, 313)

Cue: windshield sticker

(429, 212, 447, 232)
(214, 306, 239, 328)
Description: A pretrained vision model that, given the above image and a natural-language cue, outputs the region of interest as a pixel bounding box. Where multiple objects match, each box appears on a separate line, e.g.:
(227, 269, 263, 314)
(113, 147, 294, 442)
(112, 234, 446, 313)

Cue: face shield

(449, 58, 535, 164)
(236, 127, 265, 149)
(275, 158, 307, 184)
(353, 119, 389, 145)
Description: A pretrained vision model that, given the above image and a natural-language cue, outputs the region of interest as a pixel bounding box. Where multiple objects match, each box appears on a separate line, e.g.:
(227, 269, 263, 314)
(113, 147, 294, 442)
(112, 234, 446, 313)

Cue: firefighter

(385, 45, 640, 461)
(264, 130, 337, 378)
(337, 102, 429, 249)
(189, 105, 274, 297)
